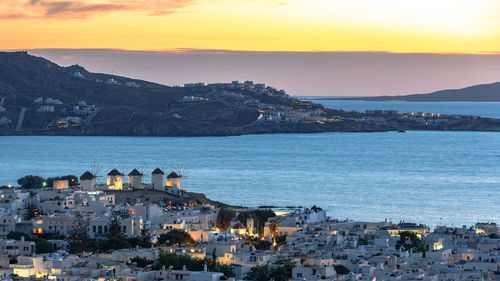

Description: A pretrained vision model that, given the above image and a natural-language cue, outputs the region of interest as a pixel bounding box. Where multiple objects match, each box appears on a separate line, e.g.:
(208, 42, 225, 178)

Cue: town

(0, 168, 498, 281)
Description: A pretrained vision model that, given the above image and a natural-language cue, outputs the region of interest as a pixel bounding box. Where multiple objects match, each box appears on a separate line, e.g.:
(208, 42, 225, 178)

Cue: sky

(2, 0, 500, 95)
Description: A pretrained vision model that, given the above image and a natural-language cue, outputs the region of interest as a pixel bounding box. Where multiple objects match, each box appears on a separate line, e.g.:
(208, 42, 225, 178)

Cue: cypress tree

(68, 212, 90, 254)
(107, 212, 124, 240)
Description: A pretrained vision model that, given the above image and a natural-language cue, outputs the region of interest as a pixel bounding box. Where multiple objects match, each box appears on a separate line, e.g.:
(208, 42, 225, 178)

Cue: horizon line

(3, 48, 500, 56)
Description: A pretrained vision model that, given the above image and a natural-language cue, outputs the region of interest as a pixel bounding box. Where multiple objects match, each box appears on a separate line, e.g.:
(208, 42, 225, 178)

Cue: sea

(1, 100, 499, 227)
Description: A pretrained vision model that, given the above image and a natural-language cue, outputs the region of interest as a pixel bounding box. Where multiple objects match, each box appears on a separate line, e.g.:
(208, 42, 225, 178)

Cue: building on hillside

(0, 237, 36, 257)
(33, 215, 74, 236)
(10, 256, 47, 278)
(387, 222, 430, 238)
(128, 169, 143, 189)
(53, 179, 68, 190)
(107, 169, 123, 189)
(88, 216, 143, 239)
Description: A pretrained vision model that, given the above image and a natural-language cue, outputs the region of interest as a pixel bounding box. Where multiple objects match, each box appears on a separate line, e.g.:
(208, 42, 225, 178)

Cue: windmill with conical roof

(151, 168, 165, 190)
(80, 171, 96, 190)
(128, 168, 143, 189)
(107, 168, 123, 189)
(165, 165, 187, 195)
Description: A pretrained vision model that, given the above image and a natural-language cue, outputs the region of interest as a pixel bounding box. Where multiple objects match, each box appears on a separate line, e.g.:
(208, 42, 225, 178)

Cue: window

(93, 226, 96, 233)
(297, 273, 302, 278)
(98, 225, 102, 233)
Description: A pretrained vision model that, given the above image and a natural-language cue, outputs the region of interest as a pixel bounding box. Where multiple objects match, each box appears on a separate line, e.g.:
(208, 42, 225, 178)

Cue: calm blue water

(314, 99, 500, 118)
(1, 131, 499, 227)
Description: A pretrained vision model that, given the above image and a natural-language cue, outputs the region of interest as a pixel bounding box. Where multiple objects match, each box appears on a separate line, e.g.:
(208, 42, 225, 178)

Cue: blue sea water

(313, 99, 500, 119)
(1, 130, 499, 227)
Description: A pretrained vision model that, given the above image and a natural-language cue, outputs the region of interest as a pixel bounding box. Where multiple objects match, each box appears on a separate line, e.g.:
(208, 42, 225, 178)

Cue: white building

(88, 215, 143, 239)
(0, 237, 36, 257)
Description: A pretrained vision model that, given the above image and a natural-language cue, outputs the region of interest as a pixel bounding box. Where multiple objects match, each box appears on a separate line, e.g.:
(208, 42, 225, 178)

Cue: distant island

(314, 82, 500, 102)
(1, 51, 500, 136)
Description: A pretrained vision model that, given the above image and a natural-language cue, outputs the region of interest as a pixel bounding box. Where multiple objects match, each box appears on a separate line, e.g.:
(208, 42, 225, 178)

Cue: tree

(159, 252, 234, 277)
(268, 220, 280, 249)
(17, 175, 46, 189)
(396, 231, 427, 254)
(129, 256, 153, 268)
(238, 209, 275, 237)
(107, 212, 124, 240)
(68, 212, 91, 254)
(33, 237, 55, 254)
(216, 208, 235, 235)
(270, 263, 294, 281)
(253, 240, 272, 251)
(158, 229, 195, 246)
(244, 263, 294, 281)
(244, 265, 271, 281)
(24, 199, 41, 220)
(7, 232, 28, 240)
(98, 238, 131, 251)
(334, 264, 350, 275)
(138, 226, 152, 248)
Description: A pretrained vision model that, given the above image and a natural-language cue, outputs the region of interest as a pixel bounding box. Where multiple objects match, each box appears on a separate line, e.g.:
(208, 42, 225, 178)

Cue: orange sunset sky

(2, 0, 500, 95)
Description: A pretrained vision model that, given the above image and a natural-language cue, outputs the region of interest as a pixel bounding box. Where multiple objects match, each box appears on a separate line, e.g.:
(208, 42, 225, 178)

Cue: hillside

(1, 51, 499, 136)
(0, 51, 270, 136)
(334, 82, 500, 102)
(0, 51, 335, 136)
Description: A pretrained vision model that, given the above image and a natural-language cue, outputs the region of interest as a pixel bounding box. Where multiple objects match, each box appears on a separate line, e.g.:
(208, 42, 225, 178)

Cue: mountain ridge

(320, 81, 500, 102)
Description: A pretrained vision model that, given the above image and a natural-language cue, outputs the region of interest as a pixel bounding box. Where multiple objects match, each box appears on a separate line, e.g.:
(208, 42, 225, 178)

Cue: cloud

(0, 0, 196, 19)
(0, 13, 27, 19)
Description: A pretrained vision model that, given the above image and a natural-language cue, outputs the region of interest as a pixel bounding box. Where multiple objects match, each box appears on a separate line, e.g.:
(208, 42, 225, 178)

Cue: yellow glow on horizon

(1, 0, 499, 53)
